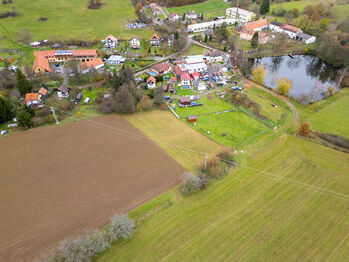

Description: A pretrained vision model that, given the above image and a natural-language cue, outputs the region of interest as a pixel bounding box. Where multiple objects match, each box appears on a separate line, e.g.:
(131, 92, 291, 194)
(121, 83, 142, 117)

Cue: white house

(280, 24, 302, 39)
(107, 55, 126, 65)
(130, 36, 141, 49)
(180, 73, 191, 88)
(181, 62, 208, 74)
(30, 41, 41, 48)
(296, 32, 316, 44)
(269, 21, 284, 33)
(187, 18, 237, 33)
(147, 76, 156, 89)
(168, 12, 181, 22)
(168, 34, 175, 46)
(104, 35, 118, 49)
(150, 34, 161, 46)
(226, 7, 255, 23)
(196, 81, 206, 91)
(204, 51, 224, 63)
(185, 55, 205, 64)
(185, 11, 198, 20)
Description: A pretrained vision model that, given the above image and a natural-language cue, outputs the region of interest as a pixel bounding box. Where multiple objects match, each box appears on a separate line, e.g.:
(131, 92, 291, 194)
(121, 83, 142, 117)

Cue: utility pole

(50, 106, 59, 125)
(204, 152, 208, 171)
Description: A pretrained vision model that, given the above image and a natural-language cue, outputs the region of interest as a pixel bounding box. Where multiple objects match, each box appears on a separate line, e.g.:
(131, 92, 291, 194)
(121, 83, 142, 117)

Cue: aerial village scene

(0, 0, 348, 261)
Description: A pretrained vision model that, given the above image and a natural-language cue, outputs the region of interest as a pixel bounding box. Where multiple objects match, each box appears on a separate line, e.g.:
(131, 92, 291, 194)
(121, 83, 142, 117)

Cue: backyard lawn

(96, 135, 349, 262)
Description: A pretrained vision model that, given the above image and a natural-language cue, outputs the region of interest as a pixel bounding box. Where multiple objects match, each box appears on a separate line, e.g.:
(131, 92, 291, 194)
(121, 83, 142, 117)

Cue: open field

(332, 4, 349, 22)
(0, 115, 185, 262)
(0, 0, 152, 47)
(292, 88, 349, 139)
(126, 110, 220, 170)
(173, 94, 269, 147)
(168, 0, 230, 19)
(96, 134, 349, 262)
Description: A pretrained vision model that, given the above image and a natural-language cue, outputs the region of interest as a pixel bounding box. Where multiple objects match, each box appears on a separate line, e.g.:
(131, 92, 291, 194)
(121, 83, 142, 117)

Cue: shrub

(199, 155, 224, 178)
(216, 147, 234, 167)
(106, 214, 135, 242)
(298, 122, 310, 136)
(138, 94, 152, 111)
(38, 17, 48, 21)
(98, 99, 114, 114)
(17, 110, 33, 128)
(181, 172, 202, 193)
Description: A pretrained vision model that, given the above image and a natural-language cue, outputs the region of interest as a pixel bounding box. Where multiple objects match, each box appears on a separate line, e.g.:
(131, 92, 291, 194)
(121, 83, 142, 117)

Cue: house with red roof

(151, 62, 172, 75)
(243, 19, 268, 32)
(191, 72, 200, 80)
(24, 93, 41, 106)
(147, 76, 156, 89)
(150, 34, 161, 46)
(180, 73, 191, 89)
(79, 58, 104, 74)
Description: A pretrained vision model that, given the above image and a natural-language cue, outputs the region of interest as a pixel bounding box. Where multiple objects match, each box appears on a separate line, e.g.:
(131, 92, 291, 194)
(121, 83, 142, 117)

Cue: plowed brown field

(0, 115, 184, 262)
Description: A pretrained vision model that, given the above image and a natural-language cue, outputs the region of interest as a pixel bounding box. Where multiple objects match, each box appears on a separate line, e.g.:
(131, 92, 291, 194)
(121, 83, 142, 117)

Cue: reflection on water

(251, 55, 337, 103)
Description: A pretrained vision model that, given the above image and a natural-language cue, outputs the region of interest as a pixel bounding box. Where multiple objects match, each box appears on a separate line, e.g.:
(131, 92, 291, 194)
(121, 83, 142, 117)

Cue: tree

(204, 34, 208, 43)
(15, 69, 32, 95)
(0, 98, 14, 124)
(138, 94, 152, 111)
(260, 0, 270, 15)
(251, 64, 266, 84)
(174, 31, 179, 40)
(153, 86, 164, 107)
(113, 84, 135, 113)
(135, 2, 143, 14)
(17, 109, 33, 128)
(200, 14, 204, 21)
(298, 122, 310, 136)
(251, 32, 259, 49)
(276, 77, 292, 96)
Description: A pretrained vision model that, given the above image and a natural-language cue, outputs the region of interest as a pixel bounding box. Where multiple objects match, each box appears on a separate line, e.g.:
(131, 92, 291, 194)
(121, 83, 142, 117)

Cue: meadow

(168, 0, 230, 19)
(293, 88, 349, 139)
(96, 134, 349, 262)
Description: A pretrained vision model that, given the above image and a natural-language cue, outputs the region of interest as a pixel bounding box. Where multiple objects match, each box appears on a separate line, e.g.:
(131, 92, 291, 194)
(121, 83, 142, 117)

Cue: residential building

(104, 35, 118, 49)
(58, 85, 69, 99)
(240, 30, 268, 44)
(196, 81, 206, 91)
(24, 93, 41, 106)
(79, 58, 104, 74)
(32, 52, 53, 74)
(204, 51, 224, 63)
(174, 66, 187, 80)
(180, 62, 208, 74)
(106, 55, 126, 65)
(185, 11, 198, 20)
(130, 36, 141, 49)
(168, 34, 175, 46)
(180, 73, 191, 88)
(280, 24, 302, 39)
(147, 76, 156, 89)
(38, 87, 48, 96)
(191, 72, 200, 80)
(151, 4, 162, 15)
(296, 32, 316, 44)
(168, 12, 181, 22)
(150, 34, 161, 46)
(243, 19, 268, 32)
(187, 18, 237, 33)
(179, 97, 191, 106)
(226, 7, 255, 23)
(30, 41, 41, 48)
(269, 21, 283, 33)
(151, 62, 172, 75)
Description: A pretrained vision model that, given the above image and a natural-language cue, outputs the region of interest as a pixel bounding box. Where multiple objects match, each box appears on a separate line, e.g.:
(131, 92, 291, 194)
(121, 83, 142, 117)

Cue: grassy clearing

(173, 94, 268, 147)
(125, 110, 220, 171)
(0, 0, 153, 47)
(332, 4, 349, 22)
(184, 44, 205, 56)
(292, 88, 349, 139)
(269, 0, 312, 14)
(168, 0, 229, 18)
(96, 135, 349, 262)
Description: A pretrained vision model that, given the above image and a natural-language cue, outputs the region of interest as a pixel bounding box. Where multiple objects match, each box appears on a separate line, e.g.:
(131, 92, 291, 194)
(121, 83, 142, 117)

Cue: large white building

(226, 8, 255, 23)
(187, 18, 237, 33)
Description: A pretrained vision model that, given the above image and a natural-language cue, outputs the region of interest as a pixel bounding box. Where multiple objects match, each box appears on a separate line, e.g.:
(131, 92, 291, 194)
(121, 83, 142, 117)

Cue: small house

(168, 34, 175, 46)
(79, 58, 104, 74)
(181, 73, 191, 89)
(179, 97, 190, 106)
(191, 72, 200, 80)
(58, 85, 69, 99)
(105, 35, 118, 49)
(25, 93, 41, 106)
(130, 36, 141, 49)
(151, 4, 162, 16)
(150, 34, 161, 46)
(296, 32, 316, 44)
(185, 11, 198, 20)
(39, 87, 48, 97)
(147, 76, 156, 89)
(107, 55, 126, 65)
(168, 12, 181, 22)
(151, 62, 172, 75)
(196, 81, 206, 91)
(187, 115, 197, 123)
(30, 41, 41, 48)
(169, 76, 177, 83)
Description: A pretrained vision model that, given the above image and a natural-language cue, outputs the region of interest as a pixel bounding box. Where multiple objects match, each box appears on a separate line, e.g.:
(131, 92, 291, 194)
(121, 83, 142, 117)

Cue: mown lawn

(0, 0, 153, 46)
(293, 88, 349, 139)
(125, 110, 220, 171)
(168, 0, 229, 19)
(174, 94, 268, 147)
(184, 44, 205, 56)
(96, 135, 349, 262)
(269, 0, 311, 14)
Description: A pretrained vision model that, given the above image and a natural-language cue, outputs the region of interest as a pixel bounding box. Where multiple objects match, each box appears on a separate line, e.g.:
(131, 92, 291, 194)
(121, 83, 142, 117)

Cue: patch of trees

(16, 69, 32, 95)
(38, 17, 47, 21)
(251, 64, 266, 84)
(0, 8, 18, 19)
(87, 0, 104, 9)
(276, 77, 292, 96)
(36, 214, 134, 262)
(260, 0, 270, 15)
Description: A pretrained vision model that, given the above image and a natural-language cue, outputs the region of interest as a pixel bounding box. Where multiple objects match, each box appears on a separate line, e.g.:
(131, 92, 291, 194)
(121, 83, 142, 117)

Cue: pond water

(252, 55, 338, 103)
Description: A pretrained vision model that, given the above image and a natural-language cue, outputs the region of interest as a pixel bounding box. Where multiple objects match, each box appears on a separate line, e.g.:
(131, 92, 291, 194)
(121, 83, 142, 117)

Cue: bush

(216, 147, 234, 167)
(298, 122, 310, 136)
(199, 155, 224, 178)
(98, 99, 114, 114)
(17, 110, 33, 128)
(138, 94, 152, 111)
(181, 172, 203, 194)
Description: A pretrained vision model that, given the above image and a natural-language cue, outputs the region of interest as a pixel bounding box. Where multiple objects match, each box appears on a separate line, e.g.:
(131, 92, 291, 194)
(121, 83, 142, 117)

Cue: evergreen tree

(209, 35, 213, 41)
(251, 32, 259, 49)
(17, 109, 33, 128)
(201, 14, 204, 21)
(174, 31, 179, 40)
(260, 0, 270, 15)
(0, 98, 14, 123)
(15, 69, 32, 95)
(204, 34, 208, 43)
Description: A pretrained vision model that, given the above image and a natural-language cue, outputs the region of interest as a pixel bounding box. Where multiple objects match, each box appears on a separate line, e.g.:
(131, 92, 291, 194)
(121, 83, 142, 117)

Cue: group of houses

(32, 49, 104, 75)
(269, 21, 316, 44)
(23, 87, 48, 106)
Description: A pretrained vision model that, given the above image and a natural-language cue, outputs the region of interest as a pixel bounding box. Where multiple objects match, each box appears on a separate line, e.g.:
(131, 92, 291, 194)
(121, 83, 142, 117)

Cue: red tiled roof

(181, 73, 190, 81)
(151, 62, 172, 73)
(191, 72, 200, 77)
(280, 24, 302, 33)
(244, 19, 268, 31)
(32, 53, 52, 73)
(39, 87, 48, 96)
(147, 76, 156, 83)
(79, 58, 103, 71)
(150, 34, 160, 40)
(25, 93, 39, 101)
(170, 76, 177, 82)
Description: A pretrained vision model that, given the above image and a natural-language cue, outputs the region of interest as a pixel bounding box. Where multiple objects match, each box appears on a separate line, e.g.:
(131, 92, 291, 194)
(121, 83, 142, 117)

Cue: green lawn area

(96, 134, 349, 262)
(80, 87, 107, 103)
(332, 4, 349, 23)
(292, 88, 349, 139)
(269, 0, 311, 14)
(168, 0, 230, 19)
(174, 94, 268, 147)
(184, 44, 205, 55)
(0, 0, 153, 47)
(244, 87, 289, 123)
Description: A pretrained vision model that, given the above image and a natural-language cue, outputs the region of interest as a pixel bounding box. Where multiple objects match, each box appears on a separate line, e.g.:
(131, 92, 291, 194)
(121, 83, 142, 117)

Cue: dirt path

(0, 115, 184, 262)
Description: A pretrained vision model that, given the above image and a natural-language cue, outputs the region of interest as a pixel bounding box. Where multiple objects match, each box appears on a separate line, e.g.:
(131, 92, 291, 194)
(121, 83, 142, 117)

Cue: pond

(252, 55, 338, 103)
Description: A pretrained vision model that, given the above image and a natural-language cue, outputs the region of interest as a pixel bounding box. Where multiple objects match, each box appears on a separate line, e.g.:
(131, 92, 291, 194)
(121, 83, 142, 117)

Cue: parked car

(74, 93, 82, 103)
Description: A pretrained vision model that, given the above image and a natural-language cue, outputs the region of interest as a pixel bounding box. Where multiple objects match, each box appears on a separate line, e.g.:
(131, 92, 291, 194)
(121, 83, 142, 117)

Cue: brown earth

(0, 115, 185, 262)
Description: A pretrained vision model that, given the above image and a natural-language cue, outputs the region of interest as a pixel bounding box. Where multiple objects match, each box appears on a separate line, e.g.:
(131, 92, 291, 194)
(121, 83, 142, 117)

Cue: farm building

(226, 7, 255, 23)
(243, 19, 268, 32)
(269, 21, 283, 33)
(147, 76, 156, 89)
(187, 115, 197, 123)
(30, 41, 41, 48)
(180, 62, 208, 74)
(58, 85, 69, 99)
(240, 30, 268, 44)
(151, 62, 173, 75)
(280, 24, 302, 39)
(79, 58, 104, 74)
(296, 32, 316, 44)
(188, 18, 237, 33)
(204, 51, 224, 63)
(130, 36, 141, 49)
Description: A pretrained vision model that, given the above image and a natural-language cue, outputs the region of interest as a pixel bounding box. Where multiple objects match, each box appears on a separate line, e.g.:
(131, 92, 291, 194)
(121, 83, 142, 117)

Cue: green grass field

(168, 0, 229, 19)
(173, 94, 269, 147)
(96, 134, 349, 261)
(332, 4, 349, 22)
(293, 88, 349, 139)
(0, 0, 152, 47)
(184, 44, 205, 56)
(125, 110, 220, 171)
